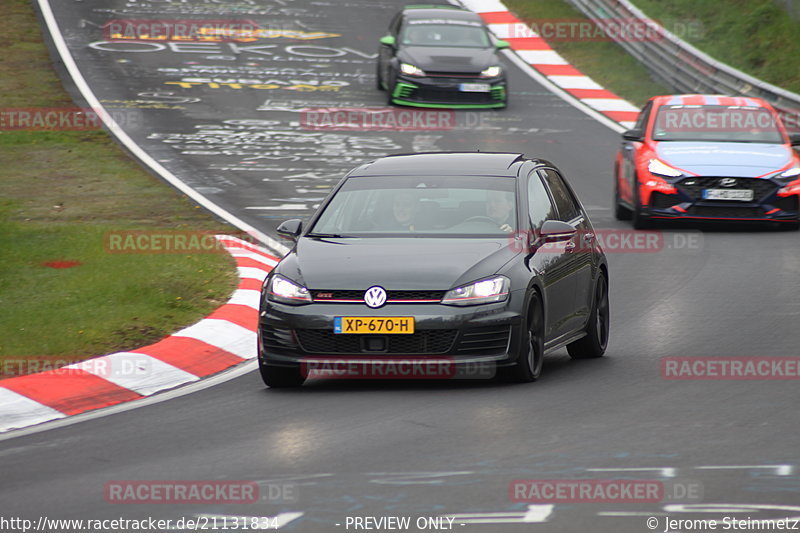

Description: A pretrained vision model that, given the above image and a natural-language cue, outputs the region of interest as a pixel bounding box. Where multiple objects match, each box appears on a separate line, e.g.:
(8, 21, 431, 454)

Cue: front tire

(376, 63, 384, 90)
(501, 292, 544, 382)
(614, 166, 632, 221)
(259, 358, 305, 388)
(631, 179, 651, 229)
(567, 272, 609, 359)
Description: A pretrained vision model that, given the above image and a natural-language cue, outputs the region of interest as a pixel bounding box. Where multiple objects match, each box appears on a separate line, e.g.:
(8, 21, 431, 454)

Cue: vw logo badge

(718, 177, 737, 188)
(364, 286, 387, 308)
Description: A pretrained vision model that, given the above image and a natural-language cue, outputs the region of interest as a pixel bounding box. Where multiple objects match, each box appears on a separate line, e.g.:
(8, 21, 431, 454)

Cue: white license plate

(459, 83, 490, 93)
(702, 188, 754, 201)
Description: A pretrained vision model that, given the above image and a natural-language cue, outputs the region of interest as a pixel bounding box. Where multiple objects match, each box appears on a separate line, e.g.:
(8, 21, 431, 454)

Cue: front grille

(426, 71, 481, 78)
(650, 191, 679, 209)
(296, 329, 457, 354)
(772, 195, 799, 212)
(455, 325, 511, 355)
(312, 290, 446, 303)
(412, 87, 498, 104)
(676, 177, 777, 201)
(684, 205, 766, 218)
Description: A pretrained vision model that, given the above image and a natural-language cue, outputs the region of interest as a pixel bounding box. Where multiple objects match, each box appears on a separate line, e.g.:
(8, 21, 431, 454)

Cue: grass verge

(0, 0, 239, 364)
(632, 0, 800, 95)
(502, 0, 671, 106)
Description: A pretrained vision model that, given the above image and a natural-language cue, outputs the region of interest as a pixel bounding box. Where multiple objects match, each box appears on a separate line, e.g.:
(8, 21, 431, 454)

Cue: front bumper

(258, 294, 525, 368)
(642, 176, 799, 222)
(391, 74, 506, 109)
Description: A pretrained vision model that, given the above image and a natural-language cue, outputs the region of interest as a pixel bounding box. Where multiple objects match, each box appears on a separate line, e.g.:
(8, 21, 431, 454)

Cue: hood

(398, 46, 498, 73)
(655, 141, 794, 178)
(277, 237, 517, 290)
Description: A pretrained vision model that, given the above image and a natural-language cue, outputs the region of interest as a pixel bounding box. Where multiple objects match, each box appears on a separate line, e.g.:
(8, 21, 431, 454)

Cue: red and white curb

(460, 0, 639, 129)
(0, 236, 276, 433)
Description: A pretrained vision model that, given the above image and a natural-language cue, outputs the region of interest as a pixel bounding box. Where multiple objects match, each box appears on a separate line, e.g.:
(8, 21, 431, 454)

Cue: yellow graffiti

(164, 82, 343, 91)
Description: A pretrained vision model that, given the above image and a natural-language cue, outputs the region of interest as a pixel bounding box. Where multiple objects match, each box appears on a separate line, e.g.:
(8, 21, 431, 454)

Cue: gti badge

(364, 286, 387, 308)
(718, 177, 738, 188)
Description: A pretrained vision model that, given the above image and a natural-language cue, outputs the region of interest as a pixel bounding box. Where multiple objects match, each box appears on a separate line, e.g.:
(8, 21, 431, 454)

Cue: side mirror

(622, 128, 643, 142)
(494, 39, 510, 50)
(538, 220, 576, 243)
(379, 35, 396, 47)
(789, 133, 800, 146)
(276, 219, 302, 240)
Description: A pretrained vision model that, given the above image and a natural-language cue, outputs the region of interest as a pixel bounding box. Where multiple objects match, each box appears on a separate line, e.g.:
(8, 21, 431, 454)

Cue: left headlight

(441, 276, 509, 306)
(774, 166, 800, 184)
(266, 274, 312, 305)
(400, 63, 426, 76)
(480, 65, 502, 78)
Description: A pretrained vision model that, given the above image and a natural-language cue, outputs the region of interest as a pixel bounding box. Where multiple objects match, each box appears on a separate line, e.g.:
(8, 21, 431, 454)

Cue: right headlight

(400, 63, 426, 76)
(266, 274, 312, 305)
(441, 276, 509, 306)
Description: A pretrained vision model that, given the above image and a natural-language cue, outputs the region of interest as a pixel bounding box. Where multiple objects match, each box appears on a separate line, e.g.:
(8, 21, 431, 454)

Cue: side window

(634, 101, 652, 133)
(527, 171, 556, 229)
(539, 169, 580, 222)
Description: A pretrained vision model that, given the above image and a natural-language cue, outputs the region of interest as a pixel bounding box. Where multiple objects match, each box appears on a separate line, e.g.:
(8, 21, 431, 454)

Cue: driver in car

(390, 191, 421, 232)
(486, 190, 515, 233)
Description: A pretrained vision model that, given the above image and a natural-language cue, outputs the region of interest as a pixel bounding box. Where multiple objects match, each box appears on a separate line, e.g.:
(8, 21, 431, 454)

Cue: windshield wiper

(306, 233, 351, 238)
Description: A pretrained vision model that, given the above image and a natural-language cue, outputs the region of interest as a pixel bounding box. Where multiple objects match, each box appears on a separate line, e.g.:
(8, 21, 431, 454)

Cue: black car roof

(349, 152, 530, 177)
(402, 6, 482, 23)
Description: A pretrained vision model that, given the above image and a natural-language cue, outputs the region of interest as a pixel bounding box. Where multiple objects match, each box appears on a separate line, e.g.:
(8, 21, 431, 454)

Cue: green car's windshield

(400, 22, 491, 48)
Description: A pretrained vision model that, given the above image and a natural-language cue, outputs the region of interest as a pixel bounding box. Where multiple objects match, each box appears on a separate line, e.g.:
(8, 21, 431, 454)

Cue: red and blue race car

(614, 94, 800, 229)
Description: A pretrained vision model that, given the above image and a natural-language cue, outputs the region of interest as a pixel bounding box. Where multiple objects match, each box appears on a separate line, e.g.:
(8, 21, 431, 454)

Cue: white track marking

(228, 250, 279, 267)
(694, 465, 793, 476)
(0, 389, 66, 432)
(226, 289, 262, 310)
(548, 75, 605, 90)
(488, 23, 539, 39)
(0, 360, 257, 441)
(66, 353, 199, 396)
(237, 266, 270, 281)
(35, 0, 289, 255)
(174, 319, 257, 359)
(586, 467, 677, 477)
(582, 98, 641, 112)
(515, 49, 568, 65)
(445, 504, 554, 524)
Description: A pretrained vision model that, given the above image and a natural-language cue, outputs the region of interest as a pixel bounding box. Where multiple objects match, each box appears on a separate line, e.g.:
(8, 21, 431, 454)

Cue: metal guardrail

(563, 0, 800, 129)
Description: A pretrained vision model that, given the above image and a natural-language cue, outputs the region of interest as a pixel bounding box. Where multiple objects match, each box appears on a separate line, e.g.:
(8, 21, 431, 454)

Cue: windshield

(309, 175, 517, 237)
(652, 105, 785, 143)
(400, 21, 491, 48)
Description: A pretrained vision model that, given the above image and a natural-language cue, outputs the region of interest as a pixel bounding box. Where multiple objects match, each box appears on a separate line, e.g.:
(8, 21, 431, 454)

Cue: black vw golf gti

(377, 4, 509, 108)
(259, 153, 609, 387)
